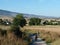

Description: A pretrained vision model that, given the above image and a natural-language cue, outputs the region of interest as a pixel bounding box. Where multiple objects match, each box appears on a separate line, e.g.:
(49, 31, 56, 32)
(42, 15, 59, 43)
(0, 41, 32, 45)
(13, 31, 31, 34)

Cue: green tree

(29, 18, 41, 25)
(11, 14, 27, 38)
(13, 14, 27, 27)
(43, 20, 53, 25)
(43, 20, 49, 25)
(43, 20, 58, 25)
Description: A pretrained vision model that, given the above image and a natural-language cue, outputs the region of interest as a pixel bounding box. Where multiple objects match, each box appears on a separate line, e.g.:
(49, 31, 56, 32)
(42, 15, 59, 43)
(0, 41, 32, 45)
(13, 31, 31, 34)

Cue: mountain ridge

(0, 9, 59, 19)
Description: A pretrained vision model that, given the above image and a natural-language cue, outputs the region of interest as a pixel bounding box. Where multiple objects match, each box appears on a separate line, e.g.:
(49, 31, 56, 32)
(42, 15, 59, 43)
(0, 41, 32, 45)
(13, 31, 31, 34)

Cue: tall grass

(0, 28, 28, 45)
(22, 29, 60, 43)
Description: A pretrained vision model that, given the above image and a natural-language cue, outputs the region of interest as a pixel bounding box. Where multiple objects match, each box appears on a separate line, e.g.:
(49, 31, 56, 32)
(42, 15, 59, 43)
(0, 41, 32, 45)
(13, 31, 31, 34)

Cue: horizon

(0, 0, 60, 17)
(0, 9, 58, 18)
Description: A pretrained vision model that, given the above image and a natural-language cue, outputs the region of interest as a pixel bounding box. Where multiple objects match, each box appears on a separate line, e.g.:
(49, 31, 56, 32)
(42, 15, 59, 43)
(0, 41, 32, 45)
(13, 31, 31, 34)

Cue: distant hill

(0, 9, 18, 17)
(0, 9, 58, 19)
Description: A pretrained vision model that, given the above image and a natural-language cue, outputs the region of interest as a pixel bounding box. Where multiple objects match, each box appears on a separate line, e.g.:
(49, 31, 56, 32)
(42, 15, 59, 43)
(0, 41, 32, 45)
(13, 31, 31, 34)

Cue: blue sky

(0, 0, 60, 17)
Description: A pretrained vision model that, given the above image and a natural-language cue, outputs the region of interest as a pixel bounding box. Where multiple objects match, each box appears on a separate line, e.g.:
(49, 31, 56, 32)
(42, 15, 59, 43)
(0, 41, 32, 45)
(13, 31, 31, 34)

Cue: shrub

(13, 14, 27, 27)
(29, 18, 41, 25)
(0, 30, 7, 36)
(11, 25, 23, 38)
(0, 28, 7, 36)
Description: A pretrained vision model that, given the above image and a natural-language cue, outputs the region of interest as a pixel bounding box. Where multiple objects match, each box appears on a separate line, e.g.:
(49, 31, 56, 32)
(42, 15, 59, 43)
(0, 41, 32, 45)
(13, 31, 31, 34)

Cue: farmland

(1, 25, 60, 34)
(0, 25, 60, 45)
(23, 25, 60, 34)
(23, 25, 60, 45)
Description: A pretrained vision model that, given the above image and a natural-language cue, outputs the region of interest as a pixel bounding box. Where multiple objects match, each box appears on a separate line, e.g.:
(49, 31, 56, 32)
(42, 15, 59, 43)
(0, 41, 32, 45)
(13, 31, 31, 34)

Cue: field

(23, 25, 60, 34)
(0, 25, 10, 30)
(1, 25, 60, 33)
(51, 39, 60, 45)
(0, 25, 28, 45)
(0, 25, 60, 45)
(23, 25, 60, 45)
(1, 25, 60, 34)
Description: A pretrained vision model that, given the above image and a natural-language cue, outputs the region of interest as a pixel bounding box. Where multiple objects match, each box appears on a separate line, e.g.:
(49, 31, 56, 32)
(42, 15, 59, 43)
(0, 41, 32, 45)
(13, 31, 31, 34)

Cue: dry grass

(1, 25, 60, 34)
(0, 30, 28, 45)
(22, 25, 60, 43)
(51, 38, 60, 45)
(0, 25, 10, 30)
(0, 25, 60, 44)
(23, 25, 60, 34)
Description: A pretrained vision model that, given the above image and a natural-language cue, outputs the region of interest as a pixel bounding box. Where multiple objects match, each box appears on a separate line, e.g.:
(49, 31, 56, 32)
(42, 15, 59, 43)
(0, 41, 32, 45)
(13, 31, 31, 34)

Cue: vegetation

(11, 14, 27, 38)
(11, 25, 23, 38)
(29, 18, 60, 26)
(0, 14, 60, 45)
(0, 28, 28, 45)
(29, 18, 41, 25)
(23, 26, 60, 44)
(0, 14, 28, 45)
(0, 25, 60, 45)
(43, 20, 59, 25)
(51, 38, 60, 45)
(43, 20, 49, 25)
(13, 14, 26, 27)
(0, 19, 3, 24)
(22, 29, 60, 44)
(0, 19, 11, 25)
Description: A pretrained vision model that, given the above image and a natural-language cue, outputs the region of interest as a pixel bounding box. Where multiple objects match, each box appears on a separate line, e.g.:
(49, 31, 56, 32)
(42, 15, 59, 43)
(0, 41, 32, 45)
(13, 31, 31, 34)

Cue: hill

(0, 9, 58, 19)
(0, 9, 18, 16)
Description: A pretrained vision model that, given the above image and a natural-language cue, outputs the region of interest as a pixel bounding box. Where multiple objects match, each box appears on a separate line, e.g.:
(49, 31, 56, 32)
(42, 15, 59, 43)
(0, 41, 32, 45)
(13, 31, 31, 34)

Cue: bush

(46, 38, 52, 43)
(29, 18, 41, 25)
(22, 30, 30, 40)
(13, 14, 27, 27)
(11, 25, 23, 38)
(0, 29, 7, 36)
(1, 30, 7, 36)
(43, 20, 49, 25)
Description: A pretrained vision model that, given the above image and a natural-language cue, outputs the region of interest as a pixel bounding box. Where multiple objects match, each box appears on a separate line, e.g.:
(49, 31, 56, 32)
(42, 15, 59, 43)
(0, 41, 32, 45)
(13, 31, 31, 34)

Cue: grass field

(0, 25, 60, 45)
(23, 25, 60, 45)
(0, 25, 10, 30)
(51, 38, 60, 45)
(1, 25, 60, 34)
(23, 25, 60, 34)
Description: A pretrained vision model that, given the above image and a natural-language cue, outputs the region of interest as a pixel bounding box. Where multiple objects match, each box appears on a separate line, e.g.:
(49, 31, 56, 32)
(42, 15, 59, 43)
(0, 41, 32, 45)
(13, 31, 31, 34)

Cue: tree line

(10, 14, 60, 26)
(0, 14, 60, 26)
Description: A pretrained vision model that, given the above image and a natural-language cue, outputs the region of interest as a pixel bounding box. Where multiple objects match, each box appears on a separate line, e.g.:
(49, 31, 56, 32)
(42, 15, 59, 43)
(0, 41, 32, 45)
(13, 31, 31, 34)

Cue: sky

(0, 0, 60, 17)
